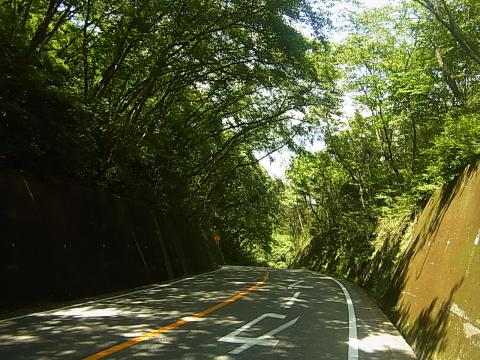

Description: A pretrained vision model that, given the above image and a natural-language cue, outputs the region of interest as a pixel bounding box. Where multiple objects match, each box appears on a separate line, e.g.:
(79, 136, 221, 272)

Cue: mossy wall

(0, 169, 218, 312)
(388, 162, 480, 359)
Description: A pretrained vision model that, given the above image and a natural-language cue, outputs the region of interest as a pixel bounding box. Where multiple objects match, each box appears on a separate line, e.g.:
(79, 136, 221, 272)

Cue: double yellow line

(84, 269, 269, 359)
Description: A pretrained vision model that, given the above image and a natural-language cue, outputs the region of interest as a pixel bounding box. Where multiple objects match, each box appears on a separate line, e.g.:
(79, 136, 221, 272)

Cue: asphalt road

(0, 266, 416, 359)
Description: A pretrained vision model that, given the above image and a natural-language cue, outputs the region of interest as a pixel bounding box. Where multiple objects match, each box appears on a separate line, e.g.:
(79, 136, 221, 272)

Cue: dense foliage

(283, 0, 480, 296)
(2, 0, 479, 271)
(0, 0, 339, 263)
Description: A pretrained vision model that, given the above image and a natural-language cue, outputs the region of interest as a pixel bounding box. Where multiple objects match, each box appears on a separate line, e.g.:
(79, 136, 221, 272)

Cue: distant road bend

(0, 266, 416, 359)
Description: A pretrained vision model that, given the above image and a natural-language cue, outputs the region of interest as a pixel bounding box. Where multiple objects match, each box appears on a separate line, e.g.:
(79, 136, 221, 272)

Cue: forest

(1, 0, 479, 294)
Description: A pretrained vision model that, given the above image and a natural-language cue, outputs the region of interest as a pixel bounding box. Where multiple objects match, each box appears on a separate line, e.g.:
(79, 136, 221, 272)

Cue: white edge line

(0, 267, 223, 323)
(314, 273, 359, 360)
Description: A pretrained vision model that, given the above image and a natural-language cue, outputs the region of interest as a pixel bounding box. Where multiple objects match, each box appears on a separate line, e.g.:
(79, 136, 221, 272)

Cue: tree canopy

(282, 0, 480, 294)
(2, 0, 479, 268)
(0, 0, 338, 263)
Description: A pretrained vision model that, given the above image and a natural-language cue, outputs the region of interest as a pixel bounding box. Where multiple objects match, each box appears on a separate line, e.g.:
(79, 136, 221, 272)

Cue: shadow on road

(0, 267, 415, 359)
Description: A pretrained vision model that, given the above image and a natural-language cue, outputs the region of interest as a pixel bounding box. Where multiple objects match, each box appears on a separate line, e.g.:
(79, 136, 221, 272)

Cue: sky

(258, 0, 391, 179)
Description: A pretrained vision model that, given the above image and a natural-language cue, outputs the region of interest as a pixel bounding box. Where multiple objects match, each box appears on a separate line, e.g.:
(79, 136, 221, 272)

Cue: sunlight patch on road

(357, 333, 412, 354)
(121, 331, 152, 338)
(181, 316, 207, 322)
(50, 307, 128, 318)
(57, 349, 77, 356)
(0, 334, 39, 344)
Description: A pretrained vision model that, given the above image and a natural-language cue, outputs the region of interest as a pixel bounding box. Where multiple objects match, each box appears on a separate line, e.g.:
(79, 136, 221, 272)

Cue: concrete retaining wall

(389, 162, 480, 359)
(0, 169, 218, 311)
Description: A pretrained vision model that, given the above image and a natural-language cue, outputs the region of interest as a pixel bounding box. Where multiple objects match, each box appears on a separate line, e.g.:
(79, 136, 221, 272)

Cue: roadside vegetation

(0, 0, 337, 263)
(1, 0, 479, 278)
(275, 0, 480, 301)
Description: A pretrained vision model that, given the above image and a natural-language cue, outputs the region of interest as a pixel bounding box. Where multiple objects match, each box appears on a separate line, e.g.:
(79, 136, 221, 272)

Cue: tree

(284, 0, 480, 286)
(0, 0, 338, 264)
(414, 0, 480, 65)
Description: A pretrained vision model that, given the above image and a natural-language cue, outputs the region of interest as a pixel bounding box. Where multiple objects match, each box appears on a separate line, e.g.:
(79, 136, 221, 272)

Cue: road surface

(0, 266, 416, 359)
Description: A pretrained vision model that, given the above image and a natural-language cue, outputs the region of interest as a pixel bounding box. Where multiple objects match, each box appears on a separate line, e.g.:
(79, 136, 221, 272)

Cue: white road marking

(283, 292, 301, 308)
(220, 313, 284, 344)
(230, 317, 300, 355)
(219, 313, 299, 354)
(288, 280, 313, 289)
(0, 267, 223, 323)
(318, 275, 359, 360)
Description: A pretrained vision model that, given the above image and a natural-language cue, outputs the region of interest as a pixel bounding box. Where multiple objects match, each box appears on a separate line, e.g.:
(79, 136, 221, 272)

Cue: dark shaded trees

(0, 0, 338, 262)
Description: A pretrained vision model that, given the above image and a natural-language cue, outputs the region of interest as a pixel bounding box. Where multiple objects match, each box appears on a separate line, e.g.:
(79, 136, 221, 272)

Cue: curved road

(0, 266, 416, 359)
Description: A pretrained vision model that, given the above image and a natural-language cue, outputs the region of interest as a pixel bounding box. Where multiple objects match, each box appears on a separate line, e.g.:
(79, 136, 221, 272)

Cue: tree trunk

(433, 44, 463, 102)
(26, 0, 61, 57)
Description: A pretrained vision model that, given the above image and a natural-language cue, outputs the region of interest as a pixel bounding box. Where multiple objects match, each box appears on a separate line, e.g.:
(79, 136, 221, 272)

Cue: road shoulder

(342, 281, 417, 359)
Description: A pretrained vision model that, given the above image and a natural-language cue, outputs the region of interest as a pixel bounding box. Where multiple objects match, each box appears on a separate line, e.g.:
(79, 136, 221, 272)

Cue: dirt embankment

(388, 162, 480, 359)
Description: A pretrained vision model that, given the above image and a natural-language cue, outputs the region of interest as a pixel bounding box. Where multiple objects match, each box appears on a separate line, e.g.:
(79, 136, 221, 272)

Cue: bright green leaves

(425, 113, 480, 182)
(413, 0, 480, 66)
(282, 0, 480, 280)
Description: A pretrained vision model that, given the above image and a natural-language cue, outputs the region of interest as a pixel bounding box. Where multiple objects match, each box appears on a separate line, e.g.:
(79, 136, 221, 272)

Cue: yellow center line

(83, 269, 269, 360)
